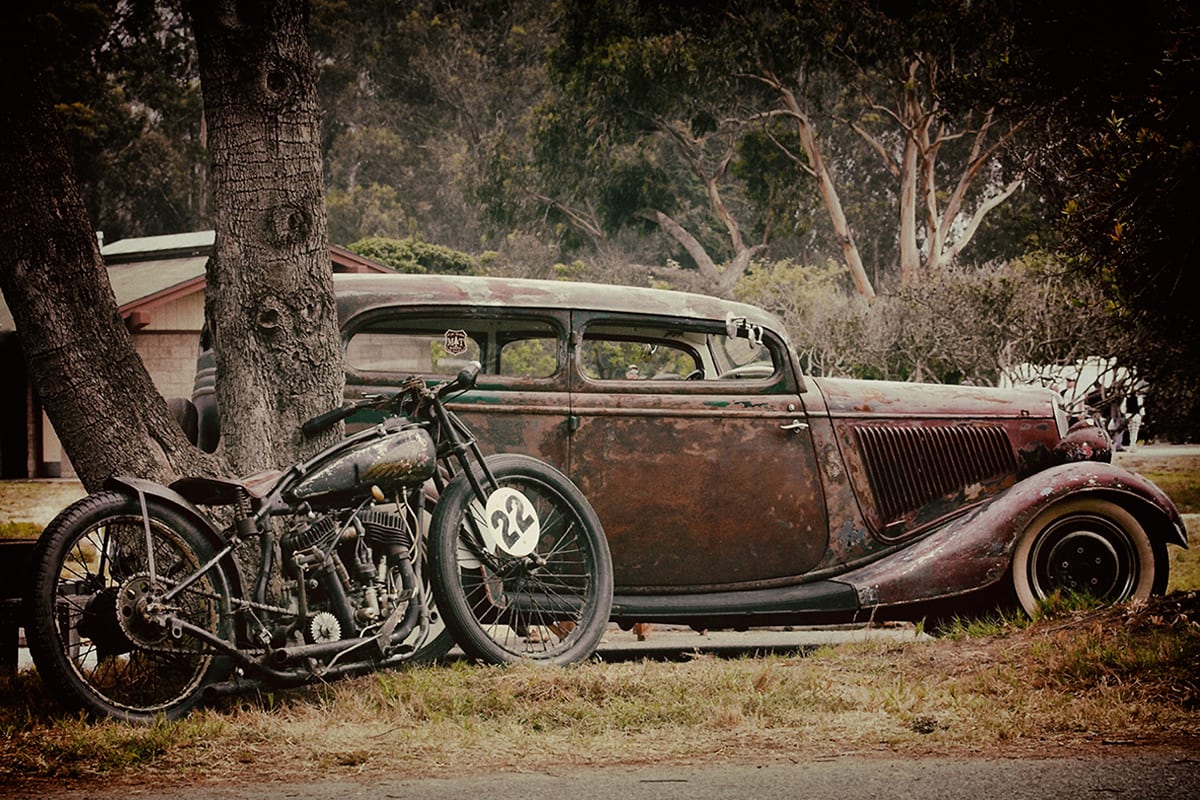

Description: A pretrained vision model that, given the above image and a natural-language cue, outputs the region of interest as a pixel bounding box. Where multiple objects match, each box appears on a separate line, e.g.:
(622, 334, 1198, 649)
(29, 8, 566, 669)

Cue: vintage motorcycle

(25, 364, 613, 722)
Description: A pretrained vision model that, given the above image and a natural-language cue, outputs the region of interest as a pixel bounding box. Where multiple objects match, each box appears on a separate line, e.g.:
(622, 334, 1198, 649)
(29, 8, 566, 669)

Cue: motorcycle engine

(278, 504, 418, 645)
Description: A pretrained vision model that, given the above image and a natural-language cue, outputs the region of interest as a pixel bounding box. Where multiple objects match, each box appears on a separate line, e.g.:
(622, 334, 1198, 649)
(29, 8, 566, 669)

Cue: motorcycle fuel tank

(290, 427, 437, 506)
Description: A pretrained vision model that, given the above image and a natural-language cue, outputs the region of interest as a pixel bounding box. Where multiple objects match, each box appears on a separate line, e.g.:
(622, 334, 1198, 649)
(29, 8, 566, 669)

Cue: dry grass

(0, 480, 84, 539)
(2, 593, 1198, 792)
(1, 452, 1197, 794)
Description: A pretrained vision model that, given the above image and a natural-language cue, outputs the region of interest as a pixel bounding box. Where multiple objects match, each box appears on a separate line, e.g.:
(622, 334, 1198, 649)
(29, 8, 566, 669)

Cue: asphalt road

(9, 752, 1199, 800)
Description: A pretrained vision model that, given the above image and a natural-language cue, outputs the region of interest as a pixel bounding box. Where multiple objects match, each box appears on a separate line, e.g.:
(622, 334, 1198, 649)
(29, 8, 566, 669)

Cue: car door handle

(780, 420, 808, 432)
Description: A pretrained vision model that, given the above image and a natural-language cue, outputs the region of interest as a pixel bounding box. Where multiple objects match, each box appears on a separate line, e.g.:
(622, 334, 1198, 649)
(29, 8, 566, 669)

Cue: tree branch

(943, 177, 1024, 262)
(636, 208, 724, 287)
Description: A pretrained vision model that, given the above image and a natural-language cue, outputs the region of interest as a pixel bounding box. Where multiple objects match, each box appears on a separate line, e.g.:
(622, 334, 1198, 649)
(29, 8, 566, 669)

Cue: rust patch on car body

(175, 271, 1186, 629)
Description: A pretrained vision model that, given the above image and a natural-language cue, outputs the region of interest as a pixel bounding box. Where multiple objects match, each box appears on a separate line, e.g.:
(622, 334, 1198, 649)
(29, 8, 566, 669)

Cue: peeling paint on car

(177, 270, 1188, 630)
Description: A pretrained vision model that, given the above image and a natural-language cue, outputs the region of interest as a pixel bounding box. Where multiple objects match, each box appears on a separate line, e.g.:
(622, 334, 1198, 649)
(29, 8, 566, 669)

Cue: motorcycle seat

(170, 470, 284, 505)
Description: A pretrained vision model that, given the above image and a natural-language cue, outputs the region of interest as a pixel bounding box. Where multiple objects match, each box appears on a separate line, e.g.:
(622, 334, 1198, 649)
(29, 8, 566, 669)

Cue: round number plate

(483, 487, 541, 556)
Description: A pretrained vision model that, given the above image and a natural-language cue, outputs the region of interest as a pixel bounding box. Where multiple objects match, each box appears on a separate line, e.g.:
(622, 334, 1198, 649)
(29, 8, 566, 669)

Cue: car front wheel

(1011, 497, 1165, 617)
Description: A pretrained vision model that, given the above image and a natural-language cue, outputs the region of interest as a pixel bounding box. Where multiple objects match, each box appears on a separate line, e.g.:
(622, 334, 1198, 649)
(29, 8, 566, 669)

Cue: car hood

(809, 376, 1059, 421)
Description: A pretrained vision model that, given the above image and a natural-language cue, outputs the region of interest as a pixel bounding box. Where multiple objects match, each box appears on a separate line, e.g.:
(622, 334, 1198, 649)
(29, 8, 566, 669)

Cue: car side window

(499, 337, 558, 377)
(580, 336, 699, 381)
(345, 315, 560, 380)
(579, 320, 777, 382)
(346, 328, 481, 375)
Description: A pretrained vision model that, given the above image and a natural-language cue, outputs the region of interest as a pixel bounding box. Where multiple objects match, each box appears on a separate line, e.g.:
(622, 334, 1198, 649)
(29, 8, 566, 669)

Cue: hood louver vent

(854, 424, 1015, 528)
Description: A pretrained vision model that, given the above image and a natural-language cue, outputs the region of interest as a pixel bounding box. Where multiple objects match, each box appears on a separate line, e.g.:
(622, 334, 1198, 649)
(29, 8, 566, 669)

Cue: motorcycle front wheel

(26, 491, 233, 722)
(428, 454, 613, 665)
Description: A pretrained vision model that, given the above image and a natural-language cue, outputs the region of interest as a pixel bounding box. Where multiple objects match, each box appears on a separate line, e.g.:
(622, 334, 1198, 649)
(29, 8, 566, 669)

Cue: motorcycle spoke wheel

(26, 492, 231, 722)
(406, 506, 456, 664)
(429, 455, 613, 665)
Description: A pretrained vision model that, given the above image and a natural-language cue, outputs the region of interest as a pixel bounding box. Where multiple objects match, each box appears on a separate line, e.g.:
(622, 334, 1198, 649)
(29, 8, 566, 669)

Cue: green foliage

(581, 339, 693, 381)
(41, 1, 207, 241)
(312, 0, 553, 252)
(735, 260, 871, 377)
(498, 338, 558, 379)
(736, 255, 1128, 386)
(988, 0, 1200, 440)
(327, 185, 421, 246)
(529, 0, 1047, 293)
(347, 237, 478, 276)
(29, 0, 1198, 437)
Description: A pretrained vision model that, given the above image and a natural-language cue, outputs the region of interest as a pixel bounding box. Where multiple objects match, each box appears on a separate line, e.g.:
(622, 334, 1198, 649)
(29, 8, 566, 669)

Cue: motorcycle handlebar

(302, 362, 479, 436)
(300, 402, 364, 437)
(437, 362, 481, 399)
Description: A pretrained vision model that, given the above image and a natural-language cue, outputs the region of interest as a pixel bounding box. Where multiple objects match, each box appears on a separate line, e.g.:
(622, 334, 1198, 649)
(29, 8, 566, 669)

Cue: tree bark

(188, 0, 343, 473)
(0, 8, 214, 491)
(784, 96, 876, 299)
(859, 60, 1028, 283)
(762, 77, 875, 298)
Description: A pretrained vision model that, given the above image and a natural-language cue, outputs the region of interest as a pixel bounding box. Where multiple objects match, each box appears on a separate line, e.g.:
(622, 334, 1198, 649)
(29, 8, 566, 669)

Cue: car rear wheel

(1011, 497, 1165, 617)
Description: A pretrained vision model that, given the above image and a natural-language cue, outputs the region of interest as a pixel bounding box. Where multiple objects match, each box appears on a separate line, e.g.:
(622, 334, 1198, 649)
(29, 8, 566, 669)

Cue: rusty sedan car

(192, 273, 1187, 630)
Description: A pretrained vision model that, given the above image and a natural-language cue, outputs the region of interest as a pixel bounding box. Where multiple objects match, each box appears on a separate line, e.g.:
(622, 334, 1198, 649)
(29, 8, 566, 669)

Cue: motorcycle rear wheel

(26, 491, 233, 722)
(428, 455, 613, 665)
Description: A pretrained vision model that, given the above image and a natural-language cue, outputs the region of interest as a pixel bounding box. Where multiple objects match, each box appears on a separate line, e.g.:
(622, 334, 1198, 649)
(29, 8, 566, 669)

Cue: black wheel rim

(1028, 512, 1139, 602)
(52, 516, 219, 715)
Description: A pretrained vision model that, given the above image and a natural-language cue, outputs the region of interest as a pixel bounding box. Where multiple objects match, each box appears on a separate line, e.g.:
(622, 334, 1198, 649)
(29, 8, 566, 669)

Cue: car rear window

(346, 315, 560, 380)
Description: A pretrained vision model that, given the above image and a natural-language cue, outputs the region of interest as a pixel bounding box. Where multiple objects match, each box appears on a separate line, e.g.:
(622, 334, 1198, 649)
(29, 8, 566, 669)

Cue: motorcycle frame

(110, 378, 503, 686)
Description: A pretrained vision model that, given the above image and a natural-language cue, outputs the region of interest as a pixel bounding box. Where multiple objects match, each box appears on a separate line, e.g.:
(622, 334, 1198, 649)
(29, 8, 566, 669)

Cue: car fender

(839, 461, 1187, 610)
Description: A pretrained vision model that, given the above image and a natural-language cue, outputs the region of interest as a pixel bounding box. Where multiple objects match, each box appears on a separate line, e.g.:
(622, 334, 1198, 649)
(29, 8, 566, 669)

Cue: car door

(342, 307, 573, 469)
(566, 311, 828, 593)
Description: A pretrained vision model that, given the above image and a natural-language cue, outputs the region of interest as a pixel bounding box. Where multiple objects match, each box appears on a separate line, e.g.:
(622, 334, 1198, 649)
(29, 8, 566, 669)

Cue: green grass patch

(930, 607, 1030, 640)
(1139, 470, 1200, 514)
(1169, 535, 1200, 592)
(0, 520, 42, 540)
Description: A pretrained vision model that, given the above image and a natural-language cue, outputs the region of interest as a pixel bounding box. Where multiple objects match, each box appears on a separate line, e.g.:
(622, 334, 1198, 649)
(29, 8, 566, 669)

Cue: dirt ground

(1, 447, 1198, 799)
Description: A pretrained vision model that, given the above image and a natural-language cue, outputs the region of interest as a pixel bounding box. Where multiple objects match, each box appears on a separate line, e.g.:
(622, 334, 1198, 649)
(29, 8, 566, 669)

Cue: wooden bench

(0, 539, 37, 675)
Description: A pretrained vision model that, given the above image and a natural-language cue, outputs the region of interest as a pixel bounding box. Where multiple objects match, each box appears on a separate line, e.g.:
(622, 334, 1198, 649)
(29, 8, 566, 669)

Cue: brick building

(0, 231, 390, 478)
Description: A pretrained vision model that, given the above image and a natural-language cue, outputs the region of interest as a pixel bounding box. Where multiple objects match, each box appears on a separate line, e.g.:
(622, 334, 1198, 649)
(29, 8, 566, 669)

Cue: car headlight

(1053, 392, 1070, 439)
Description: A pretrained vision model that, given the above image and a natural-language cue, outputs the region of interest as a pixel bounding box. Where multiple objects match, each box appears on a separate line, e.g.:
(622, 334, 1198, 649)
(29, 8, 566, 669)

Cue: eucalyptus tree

(529, 0, 1034, 296)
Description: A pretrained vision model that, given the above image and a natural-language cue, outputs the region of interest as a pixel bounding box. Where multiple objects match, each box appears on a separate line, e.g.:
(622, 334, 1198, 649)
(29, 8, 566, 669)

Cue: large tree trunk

(0, 9, 212, 491)
(188, 0, 343, 473)
(774, 83, 876, 299)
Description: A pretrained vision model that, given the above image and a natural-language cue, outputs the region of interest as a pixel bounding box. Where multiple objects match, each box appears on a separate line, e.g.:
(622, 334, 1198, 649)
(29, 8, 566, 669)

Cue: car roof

(332, 272, 783, 329)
